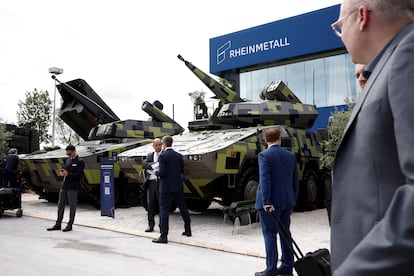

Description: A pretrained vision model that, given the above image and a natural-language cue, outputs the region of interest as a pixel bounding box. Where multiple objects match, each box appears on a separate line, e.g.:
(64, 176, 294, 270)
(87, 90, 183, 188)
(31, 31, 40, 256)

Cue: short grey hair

(162, 136, 173, 147)
(349, 0, 414, 22)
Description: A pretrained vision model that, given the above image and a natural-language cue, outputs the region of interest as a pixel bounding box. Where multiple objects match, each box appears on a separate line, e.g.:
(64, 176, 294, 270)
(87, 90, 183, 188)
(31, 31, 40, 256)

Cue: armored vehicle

(21, 77, 184, 207)
(118, 56, 330, 211)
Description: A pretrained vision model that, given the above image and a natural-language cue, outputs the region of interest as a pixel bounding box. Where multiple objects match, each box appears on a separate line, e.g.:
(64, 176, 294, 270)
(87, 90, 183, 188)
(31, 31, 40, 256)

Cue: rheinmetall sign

(209, 4, 343, 74)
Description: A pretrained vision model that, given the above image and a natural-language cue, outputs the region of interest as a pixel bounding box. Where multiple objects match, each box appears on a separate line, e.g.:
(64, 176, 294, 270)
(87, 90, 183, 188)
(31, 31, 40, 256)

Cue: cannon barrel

(141, 101, 185, 132)
(177, 55, 244, 104)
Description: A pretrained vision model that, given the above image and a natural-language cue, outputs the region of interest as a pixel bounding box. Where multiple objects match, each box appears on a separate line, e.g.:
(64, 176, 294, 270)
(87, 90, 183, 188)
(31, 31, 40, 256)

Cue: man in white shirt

(142, 138, 162, 232)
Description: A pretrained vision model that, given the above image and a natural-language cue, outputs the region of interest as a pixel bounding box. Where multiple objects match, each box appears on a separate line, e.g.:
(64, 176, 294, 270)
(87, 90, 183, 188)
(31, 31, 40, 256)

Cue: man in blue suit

(152, 136, 191, 244)
(255, 127, 299, 276)
(3, 148, 20, 188)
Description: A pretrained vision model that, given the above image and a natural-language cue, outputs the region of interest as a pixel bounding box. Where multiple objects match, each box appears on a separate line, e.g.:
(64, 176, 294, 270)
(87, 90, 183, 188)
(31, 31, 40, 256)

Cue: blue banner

(209, 4, 343, 74)
(100, 157, 115, 218)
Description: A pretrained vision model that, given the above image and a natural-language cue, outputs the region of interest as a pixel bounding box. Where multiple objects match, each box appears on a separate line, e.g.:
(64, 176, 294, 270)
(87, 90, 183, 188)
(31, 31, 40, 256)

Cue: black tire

(46, 192, 60, 203)
(185, 199, 211, 212)
(16, 208, 23, 217)
(298, 168, 320, 211)
(119, 182, 140, 207)
(321, 169, 332, 202)
(238, 166, 259, 201)
(223, 166, 258, 206)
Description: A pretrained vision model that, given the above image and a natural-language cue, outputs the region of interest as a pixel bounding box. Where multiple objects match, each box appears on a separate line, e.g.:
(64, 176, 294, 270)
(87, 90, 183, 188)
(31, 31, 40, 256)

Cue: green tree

(0, 122, 13, 155)
(188, 90, 206, 119)
(320, 98, 355, 170)
(56, 115, 82, 146)
(16, 89, 52, 144)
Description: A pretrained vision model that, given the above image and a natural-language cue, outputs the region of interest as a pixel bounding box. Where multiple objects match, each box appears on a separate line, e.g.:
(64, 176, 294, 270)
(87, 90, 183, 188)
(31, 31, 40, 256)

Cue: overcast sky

(0, 0, 341, 135)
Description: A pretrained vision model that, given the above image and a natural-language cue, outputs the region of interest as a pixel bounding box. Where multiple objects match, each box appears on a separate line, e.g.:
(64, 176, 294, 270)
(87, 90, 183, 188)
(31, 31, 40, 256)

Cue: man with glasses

(330, 1, 414, 275)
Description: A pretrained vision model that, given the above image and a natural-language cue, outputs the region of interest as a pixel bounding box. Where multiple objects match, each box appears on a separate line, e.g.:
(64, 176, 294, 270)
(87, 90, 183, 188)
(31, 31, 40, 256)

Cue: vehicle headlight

(187, 155, 202, 161)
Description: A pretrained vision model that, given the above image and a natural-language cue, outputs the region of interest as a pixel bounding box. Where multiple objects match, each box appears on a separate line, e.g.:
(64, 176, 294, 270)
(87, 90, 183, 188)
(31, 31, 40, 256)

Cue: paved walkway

(16, 192, 331, 258)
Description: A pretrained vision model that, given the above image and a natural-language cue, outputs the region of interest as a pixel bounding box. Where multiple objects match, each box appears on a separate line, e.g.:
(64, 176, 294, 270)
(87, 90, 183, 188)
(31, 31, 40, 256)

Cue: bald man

(330, 0, 414, 274)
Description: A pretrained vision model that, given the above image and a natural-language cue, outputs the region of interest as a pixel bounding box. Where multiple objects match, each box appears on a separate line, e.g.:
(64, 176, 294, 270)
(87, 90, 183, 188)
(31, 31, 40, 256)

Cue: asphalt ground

(7, 192, 331, 259)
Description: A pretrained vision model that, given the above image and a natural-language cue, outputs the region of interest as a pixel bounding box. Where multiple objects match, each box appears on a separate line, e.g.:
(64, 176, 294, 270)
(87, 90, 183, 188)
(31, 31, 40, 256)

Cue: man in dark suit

(152, 136, 191, 244)
(330, 1, 414, 275)
(142, 138, 162, 232)
(47, 145, 85, 232)
(255, 127, 298, 276)
(3, 148, 19, 188)
(355, 64, 367, 89)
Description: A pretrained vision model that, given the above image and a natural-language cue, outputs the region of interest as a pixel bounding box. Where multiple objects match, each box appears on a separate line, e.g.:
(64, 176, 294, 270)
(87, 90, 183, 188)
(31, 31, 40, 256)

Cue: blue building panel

(210, 5, 343, 74)
(311, 104, 348, 132)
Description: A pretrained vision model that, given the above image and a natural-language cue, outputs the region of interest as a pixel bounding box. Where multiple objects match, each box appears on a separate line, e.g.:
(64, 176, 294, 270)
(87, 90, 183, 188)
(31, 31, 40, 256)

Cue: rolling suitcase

(274, 215, 331, 276)
(0, 187, 23, 217)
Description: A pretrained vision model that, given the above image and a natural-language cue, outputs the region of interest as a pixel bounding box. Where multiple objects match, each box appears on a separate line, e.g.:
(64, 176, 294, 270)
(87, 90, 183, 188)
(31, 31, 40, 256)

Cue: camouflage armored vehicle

(118, 56, 330, 211)
(21, 77, 184, 207)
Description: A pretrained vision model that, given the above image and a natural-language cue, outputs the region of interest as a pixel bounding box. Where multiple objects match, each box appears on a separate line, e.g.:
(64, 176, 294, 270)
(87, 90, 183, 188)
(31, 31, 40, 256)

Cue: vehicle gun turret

(178, 55, 318, 130)
(21, 78, 185, 208)
(177, 54, 243, 104)
(118, 55, 330, 213)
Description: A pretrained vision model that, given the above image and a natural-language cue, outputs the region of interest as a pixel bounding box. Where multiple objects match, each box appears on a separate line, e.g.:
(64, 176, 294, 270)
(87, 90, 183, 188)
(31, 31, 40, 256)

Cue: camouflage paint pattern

(118, 56, 328, 210)
(118, 125, 323, 209)
(21, 78, 184, 206)
(177, 55, 243, 104)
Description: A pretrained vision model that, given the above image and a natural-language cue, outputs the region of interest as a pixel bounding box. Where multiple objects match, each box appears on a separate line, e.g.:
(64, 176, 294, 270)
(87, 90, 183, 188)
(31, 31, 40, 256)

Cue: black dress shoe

(145, 227, 154, 232)
(62, 225, 72, 232)
(152, 237, 168, 244)
(47, 225, 61, 231)
(277, 267, 293, 276)
(254, 271, 270, 276)
(182, 231, 192, 237)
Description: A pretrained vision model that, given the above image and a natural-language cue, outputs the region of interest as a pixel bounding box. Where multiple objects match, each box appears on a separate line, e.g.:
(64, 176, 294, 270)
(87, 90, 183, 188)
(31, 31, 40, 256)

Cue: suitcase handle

(272, 214, 305, 260)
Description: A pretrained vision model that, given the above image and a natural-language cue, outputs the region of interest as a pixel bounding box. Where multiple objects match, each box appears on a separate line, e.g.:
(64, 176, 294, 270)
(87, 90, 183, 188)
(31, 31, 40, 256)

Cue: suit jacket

(62, 155, 85, 191)
(142, 152, 157, 187)
(331, 22, 414, 275)
(255, 144, 298, 209)
(157, 148, 184, 194)
(4, 154, 19, 172)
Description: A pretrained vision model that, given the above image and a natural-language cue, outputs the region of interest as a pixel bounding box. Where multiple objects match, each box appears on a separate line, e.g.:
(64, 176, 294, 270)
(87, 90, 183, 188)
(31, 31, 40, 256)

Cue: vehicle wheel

(321, 170, 332, 202)
(16, 208, 23, 217)
(0, 207, 3, 217)
(238, 166, 259, 201)
(120, 183, 140, 207)
(298, 168, 319, 211)
(169, 203, 177, 214)
(185, 199, 211, 212)
(238, 212, 251, 226)
(47, 192, 60, 203)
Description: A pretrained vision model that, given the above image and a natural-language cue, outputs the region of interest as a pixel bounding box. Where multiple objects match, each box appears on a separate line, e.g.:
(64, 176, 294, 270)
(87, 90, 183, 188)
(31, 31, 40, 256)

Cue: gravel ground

(16, 192, 331, 258)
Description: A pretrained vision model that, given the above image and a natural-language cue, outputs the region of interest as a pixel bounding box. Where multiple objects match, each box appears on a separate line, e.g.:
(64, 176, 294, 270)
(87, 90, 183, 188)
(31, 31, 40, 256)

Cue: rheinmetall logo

(216, 37, 291, 65)
(217, 41, 231, 65)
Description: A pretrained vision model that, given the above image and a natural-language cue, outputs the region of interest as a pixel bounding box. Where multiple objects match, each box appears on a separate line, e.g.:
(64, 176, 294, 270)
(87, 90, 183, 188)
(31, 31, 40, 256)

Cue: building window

(239, 53, 359, 107)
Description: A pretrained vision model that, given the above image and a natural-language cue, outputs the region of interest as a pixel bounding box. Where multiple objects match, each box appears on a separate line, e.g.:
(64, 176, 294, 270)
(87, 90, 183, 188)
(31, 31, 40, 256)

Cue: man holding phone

(255, 127, 299, 276)
(47, 145, 85, 232)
